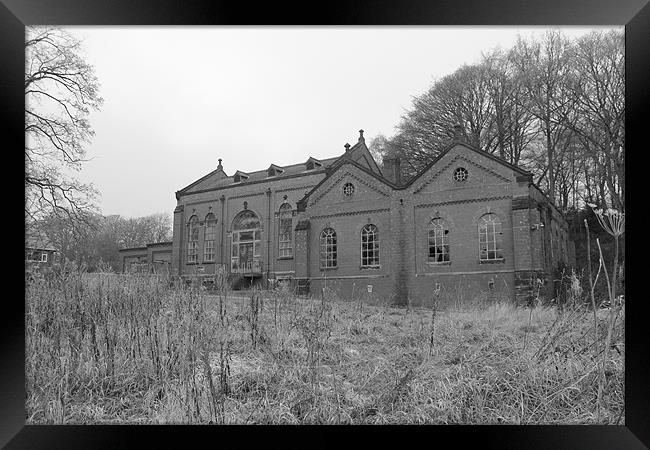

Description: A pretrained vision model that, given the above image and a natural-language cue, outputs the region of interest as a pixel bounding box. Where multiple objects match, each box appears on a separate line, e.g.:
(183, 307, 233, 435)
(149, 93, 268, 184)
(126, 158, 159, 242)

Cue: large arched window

(278, 203, 293, 258)
(231, 210, 262, 273)
(319, 228, 337, 269)
(361, 224, 380, 268)
(478, 213, 503, 261)
(204, 213, 217, 262)
(187, 215, 199, 263)
(428, 218, 450, 263)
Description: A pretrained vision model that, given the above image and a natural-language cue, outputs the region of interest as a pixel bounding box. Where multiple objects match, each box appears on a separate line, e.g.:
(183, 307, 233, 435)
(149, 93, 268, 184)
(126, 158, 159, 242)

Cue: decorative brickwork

(309, 208, 390, 220)
(415, 195, 511, 210)
(413, 154, 513, 194)
(309, 169, 391, 206)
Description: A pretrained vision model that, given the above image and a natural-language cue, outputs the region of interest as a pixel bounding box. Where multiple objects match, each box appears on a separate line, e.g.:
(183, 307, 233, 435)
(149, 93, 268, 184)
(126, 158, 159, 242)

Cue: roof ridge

(227, 155, 341, 176)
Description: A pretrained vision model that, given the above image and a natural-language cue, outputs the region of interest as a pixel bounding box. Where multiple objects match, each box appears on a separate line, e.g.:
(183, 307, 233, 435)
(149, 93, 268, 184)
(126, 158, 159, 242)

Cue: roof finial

(217, 158, 223, 170)
(358, 129, 365, 142)
(344, 143, 351, 152)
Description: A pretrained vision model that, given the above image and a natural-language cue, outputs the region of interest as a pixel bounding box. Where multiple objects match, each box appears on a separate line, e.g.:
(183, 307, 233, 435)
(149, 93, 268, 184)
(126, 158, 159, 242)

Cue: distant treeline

(35, 212, 172, 272)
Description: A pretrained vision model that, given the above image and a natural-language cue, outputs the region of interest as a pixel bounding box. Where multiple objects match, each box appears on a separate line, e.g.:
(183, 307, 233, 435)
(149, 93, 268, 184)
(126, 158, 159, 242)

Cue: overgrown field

(25, 270, 624, 424)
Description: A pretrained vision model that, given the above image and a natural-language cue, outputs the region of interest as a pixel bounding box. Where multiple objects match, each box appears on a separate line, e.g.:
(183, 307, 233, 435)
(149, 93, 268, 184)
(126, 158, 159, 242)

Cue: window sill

(320, 266, 338, 271)
(360, 266, 381, 270)
(479, 259, 505, 264)
(202, 260, 216, 264)
(277, 256, 294, 260)
(186, 261, 199, 265)
(427, 261, 451, 266)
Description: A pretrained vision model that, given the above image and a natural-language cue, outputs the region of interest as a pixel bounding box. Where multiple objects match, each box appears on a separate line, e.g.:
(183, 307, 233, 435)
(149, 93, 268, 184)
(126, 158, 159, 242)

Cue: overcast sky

(63, 26, 618, 218)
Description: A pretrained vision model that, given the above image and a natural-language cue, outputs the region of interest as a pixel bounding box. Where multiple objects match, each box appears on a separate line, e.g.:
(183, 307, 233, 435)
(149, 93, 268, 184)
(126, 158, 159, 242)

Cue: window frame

(277, 203, 293, 259)
(427, 218, 450, 264)
(360, 224, 380, 269)
(230, 210, 262, 273)
(187, 215, 199, 264)
(478, 213, 504, 262)
(453, 167, 468, 182)
(204, 213, 217, 262)
(319, 227, 338, 269)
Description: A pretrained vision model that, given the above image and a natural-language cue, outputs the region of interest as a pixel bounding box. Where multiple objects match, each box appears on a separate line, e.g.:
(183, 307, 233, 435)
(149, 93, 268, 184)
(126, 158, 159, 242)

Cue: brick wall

(299, 144, 572, 305)
(172, 168, 329, 283)
(170, 143, 572, 305)
(120, 242, 172, 273)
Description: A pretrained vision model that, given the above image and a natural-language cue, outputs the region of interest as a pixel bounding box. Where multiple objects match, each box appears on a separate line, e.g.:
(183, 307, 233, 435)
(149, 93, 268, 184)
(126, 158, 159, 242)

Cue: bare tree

(509, 30, 577, 204)
(482, 49, 538, 166)
(564, 30, 625, 210)
(368, 29, 622, 215)
(117, 214, 172, 249)
(25, 26, 103, 235)
(368, 133, 392, 164)
(396, 64, 498, 164)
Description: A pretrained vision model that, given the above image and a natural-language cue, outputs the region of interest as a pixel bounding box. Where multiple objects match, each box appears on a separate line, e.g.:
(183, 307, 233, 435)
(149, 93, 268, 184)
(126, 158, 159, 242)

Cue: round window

(453, 167, 468, 182)
(343, 182, 355, 196)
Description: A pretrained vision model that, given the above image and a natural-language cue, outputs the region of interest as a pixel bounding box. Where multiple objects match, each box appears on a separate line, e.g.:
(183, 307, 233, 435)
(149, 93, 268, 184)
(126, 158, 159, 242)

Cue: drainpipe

(220, 195, 225, 267)
(179, 209, 185, 280)
(266, 188, 272, 289)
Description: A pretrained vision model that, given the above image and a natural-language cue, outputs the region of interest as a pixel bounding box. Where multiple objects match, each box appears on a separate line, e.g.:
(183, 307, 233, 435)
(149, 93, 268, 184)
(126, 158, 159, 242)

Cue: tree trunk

(546, 124, 555, 203)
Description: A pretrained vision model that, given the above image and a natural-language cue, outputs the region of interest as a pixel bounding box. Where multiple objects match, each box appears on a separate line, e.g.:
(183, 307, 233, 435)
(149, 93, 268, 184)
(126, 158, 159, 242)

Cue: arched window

(187, 215, 199, 263)
(231, 210, 262, 273)
(478, 213, 503, 261)
(319, 228, 337, 269)
(428, 218, 450, 263)
(204, 213, 217, 262)
(361, 224, 380, 268)
(278, 203, 293, 258)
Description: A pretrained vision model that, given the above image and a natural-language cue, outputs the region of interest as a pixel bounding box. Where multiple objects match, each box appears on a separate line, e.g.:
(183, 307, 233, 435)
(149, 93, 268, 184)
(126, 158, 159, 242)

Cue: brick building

(25, 231, 59, 279)
(119, 242, 173, 274)
(170, 129, 574, 305)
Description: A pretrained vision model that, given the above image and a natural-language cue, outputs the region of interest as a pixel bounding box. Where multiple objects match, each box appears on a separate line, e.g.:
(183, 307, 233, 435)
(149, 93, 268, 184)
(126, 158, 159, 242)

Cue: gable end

(309, 168, 391, 206)
(413, 154, 513, 194)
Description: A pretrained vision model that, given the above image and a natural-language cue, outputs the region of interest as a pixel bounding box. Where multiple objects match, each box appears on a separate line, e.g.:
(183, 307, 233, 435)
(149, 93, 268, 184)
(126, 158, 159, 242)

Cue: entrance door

(231, 209, 262, 274)
(239, 242, 253, 272)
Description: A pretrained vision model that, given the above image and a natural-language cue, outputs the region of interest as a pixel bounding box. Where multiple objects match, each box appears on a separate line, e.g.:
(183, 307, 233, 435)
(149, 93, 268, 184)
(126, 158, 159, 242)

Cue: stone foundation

(514, 270, 549, 305)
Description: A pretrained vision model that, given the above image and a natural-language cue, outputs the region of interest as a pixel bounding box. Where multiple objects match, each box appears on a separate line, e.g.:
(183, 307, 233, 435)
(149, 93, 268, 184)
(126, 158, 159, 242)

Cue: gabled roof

(402, 140, 532, 189)
(267, 164, 285, 176)
(176, 164, 228, 199)
(305, 157, 323, 168)
(339, 131, 383, 176)
(233, 170, 250, 181)
(297, 155, 398, 210)
(297, 140, 534, 209)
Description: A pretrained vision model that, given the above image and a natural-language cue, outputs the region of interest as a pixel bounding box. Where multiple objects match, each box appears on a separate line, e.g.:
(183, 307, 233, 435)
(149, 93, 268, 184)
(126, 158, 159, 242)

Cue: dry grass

(25, 269, 624, 424)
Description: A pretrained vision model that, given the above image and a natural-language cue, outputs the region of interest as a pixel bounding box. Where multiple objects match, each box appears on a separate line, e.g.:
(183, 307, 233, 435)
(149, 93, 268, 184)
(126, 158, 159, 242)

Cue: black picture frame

(3, 0, 648, 447)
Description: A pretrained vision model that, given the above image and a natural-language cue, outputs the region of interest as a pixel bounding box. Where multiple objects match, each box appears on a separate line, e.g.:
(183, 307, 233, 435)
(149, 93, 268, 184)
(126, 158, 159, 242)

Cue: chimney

(453, 124, 463, 142)
(217, 158, 223, 171)
(382, 153, 402, 185)
(358, 129, 365, 143)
